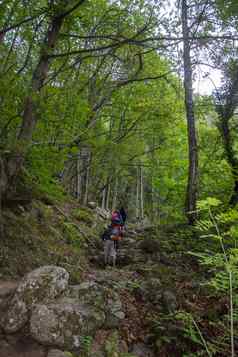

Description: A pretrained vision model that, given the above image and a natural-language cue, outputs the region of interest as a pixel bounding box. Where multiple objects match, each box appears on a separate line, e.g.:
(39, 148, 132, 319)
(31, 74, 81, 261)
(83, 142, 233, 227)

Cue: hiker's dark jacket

(119, 207, 127, 224)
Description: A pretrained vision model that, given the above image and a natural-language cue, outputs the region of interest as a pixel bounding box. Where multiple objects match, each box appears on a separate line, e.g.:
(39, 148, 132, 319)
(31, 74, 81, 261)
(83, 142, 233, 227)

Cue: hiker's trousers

(104, 240, 116, 266)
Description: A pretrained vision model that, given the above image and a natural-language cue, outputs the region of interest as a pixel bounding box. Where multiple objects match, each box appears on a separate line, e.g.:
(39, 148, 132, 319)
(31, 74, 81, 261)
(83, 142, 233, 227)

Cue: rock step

(0, 281, 18, 298)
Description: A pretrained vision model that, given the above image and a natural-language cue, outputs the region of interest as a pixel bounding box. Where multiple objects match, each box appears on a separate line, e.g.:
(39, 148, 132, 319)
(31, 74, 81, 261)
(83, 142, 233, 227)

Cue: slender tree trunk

(219, 116, 238, 205)
(83, 164, 89, 205)
(0, 158, 7, 237)
(151, 173, 157, 223)
(83, 150, 91, 205)
(106, 181, 111, 210)
(76, 152, 81, 200)
(140, 165, 144, 220)
(112, 177, 118, 210)
(182, 0, 198, 224)
(136, 165, 140, 220)
(101, 187, 106, 210)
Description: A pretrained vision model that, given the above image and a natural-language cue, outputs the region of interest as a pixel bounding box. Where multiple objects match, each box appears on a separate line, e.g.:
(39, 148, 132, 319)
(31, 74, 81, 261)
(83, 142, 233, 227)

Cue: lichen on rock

(30, 298, 105, 349)
(1, 266, 69, 333)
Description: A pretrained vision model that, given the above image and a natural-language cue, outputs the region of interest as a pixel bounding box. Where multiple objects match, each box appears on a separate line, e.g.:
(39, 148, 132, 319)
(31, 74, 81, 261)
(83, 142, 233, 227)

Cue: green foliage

(62, 221, 83, 247)
(188, 197, 238, 355)
(105, 331, 137, 357)
(175, 312, 208, 349)
(72, 208, 94, 225)
(216, 0, 238, 20)
(64, 352, 75, 357)
(80, 335, 93, 357)
(0, 0, 237, 225)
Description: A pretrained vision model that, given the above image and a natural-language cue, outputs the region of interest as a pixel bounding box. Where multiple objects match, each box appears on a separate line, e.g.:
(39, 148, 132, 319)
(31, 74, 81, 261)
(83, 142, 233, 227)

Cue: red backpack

(111, 211, 122, 225)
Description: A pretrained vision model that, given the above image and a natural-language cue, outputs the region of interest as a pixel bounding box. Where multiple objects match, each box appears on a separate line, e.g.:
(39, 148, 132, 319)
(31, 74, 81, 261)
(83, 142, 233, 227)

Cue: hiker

(111, 209, 124, 238)
(101, 225, 120, 267)
(101, 208, 127, 268)
(119, 206, 127, 225)
(111, 208, 126, 253)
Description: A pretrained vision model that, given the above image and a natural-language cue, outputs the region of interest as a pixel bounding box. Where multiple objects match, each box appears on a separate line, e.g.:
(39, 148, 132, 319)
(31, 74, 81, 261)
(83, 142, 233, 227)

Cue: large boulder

(68, 281, 125, 329)
(1, 266, 69, 333)
(30, 280, 124, 350)
(30, 298, 105, 349)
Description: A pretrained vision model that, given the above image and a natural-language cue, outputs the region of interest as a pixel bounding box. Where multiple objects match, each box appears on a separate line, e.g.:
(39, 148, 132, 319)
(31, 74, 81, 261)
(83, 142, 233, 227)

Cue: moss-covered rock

(1, 266, 69, 333)
(30, 298, 105, 350)
(67, 281, 125, 329)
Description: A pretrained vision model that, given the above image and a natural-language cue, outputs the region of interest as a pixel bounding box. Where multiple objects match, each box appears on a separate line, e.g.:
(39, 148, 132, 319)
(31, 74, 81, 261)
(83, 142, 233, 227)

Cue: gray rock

(67, 281, 98, 298)
(30, 298, 105, 349)
(105, 296, 125, 328)
(134, 278, 162, 304)
(0, 281, 18, 298)
(162, 290, 178, 313)
(47, 349, 69, 357)
(88, 202, 97, 209)
(0, 335, 46, 357)
(132, 342, 154, 357)
(95, 207, 110, 220)
(67, 281, 125, 329)
(0, 281, 18, 314)
(1, 266, 69, 333)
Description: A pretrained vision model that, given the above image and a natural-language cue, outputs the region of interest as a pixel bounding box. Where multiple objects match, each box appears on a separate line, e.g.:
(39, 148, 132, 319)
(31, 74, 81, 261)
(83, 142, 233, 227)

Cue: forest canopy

(0, 0, 238, 224)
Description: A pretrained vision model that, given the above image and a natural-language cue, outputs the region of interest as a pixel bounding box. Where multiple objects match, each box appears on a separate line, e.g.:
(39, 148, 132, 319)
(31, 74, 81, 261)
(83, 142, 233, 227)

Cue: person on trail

(101, 208, 126, 268)
(101, 225, 119, 268)
(119, 207, 127, 225)
(111, 209, 124, 239)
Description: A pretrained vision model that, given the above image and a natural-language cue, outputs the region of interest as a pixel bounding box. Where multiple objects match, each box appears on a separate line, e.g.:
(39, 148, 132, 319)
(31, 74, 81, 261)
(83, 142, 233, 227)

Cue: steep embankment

(0, 200, 100, 280)
(0, 201, 231, 357)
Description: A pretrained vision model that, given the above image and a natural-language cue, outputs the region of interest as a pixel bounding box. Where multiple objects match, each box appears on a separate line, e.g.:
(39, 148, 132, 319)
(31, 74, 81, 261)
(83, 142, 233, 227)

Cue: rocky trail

(0, 225, 163, 357)
(0, 203, 207, 357)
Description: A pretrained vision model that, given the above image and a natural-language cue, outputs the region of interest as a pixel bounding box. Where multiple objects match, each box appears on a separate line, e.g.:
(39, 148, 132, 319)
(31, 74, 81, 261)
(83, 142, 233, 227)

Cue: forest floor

(84, 224, 230, 357)
(0, 199, 234, 357)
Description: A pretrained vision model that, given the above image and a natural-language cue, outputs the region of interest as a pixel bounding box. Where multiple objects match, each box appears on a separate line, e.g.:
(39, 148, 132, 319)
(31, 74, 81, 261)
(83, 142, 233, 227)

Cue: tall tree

(1, 0, 86, 200)
(181, 0, 198, 224)
(215, 62, 238, 205)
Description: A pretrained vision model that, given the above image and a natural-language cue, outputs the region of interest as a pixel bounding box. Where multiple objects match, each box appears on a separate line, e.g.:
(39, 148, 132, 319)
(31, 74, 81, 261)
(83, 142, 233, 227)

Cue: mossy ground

(0, 199, 100, 283)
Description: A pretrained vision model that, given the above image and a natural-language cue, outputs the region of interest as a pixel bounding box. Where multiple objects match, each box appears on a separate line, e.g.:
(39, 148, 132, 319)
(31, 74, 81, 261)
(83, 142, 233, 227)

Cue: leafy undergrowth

(82, 223, 238, 356)
(123, 225, 237, 357)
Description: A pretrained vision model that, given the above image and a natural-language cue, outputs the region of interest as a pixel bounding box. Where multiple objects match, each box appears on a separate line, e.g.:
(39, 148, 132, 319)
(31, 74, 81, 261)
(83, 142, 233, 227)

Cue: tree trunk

(219, 116, 238, 205)
(83, 164, 89, 205)
(182, 0, 198, 224)
(0, 157, 7, 237)
(112, 177, 118, 210)
(136, 165, 140, 220)
(1, 13, 64, 199)
(76, 152, 81, 200)
(140, 165, 144, 220)
(106, 181, 111, 210)
(101, 187, 106, 210)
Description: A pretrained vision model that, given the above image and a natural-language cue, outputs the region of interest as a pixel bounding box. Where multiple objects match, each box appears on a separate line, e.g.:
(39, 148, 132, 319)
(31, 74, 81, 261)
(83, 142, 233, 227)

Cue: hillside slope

(0, 200, 233, 357)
